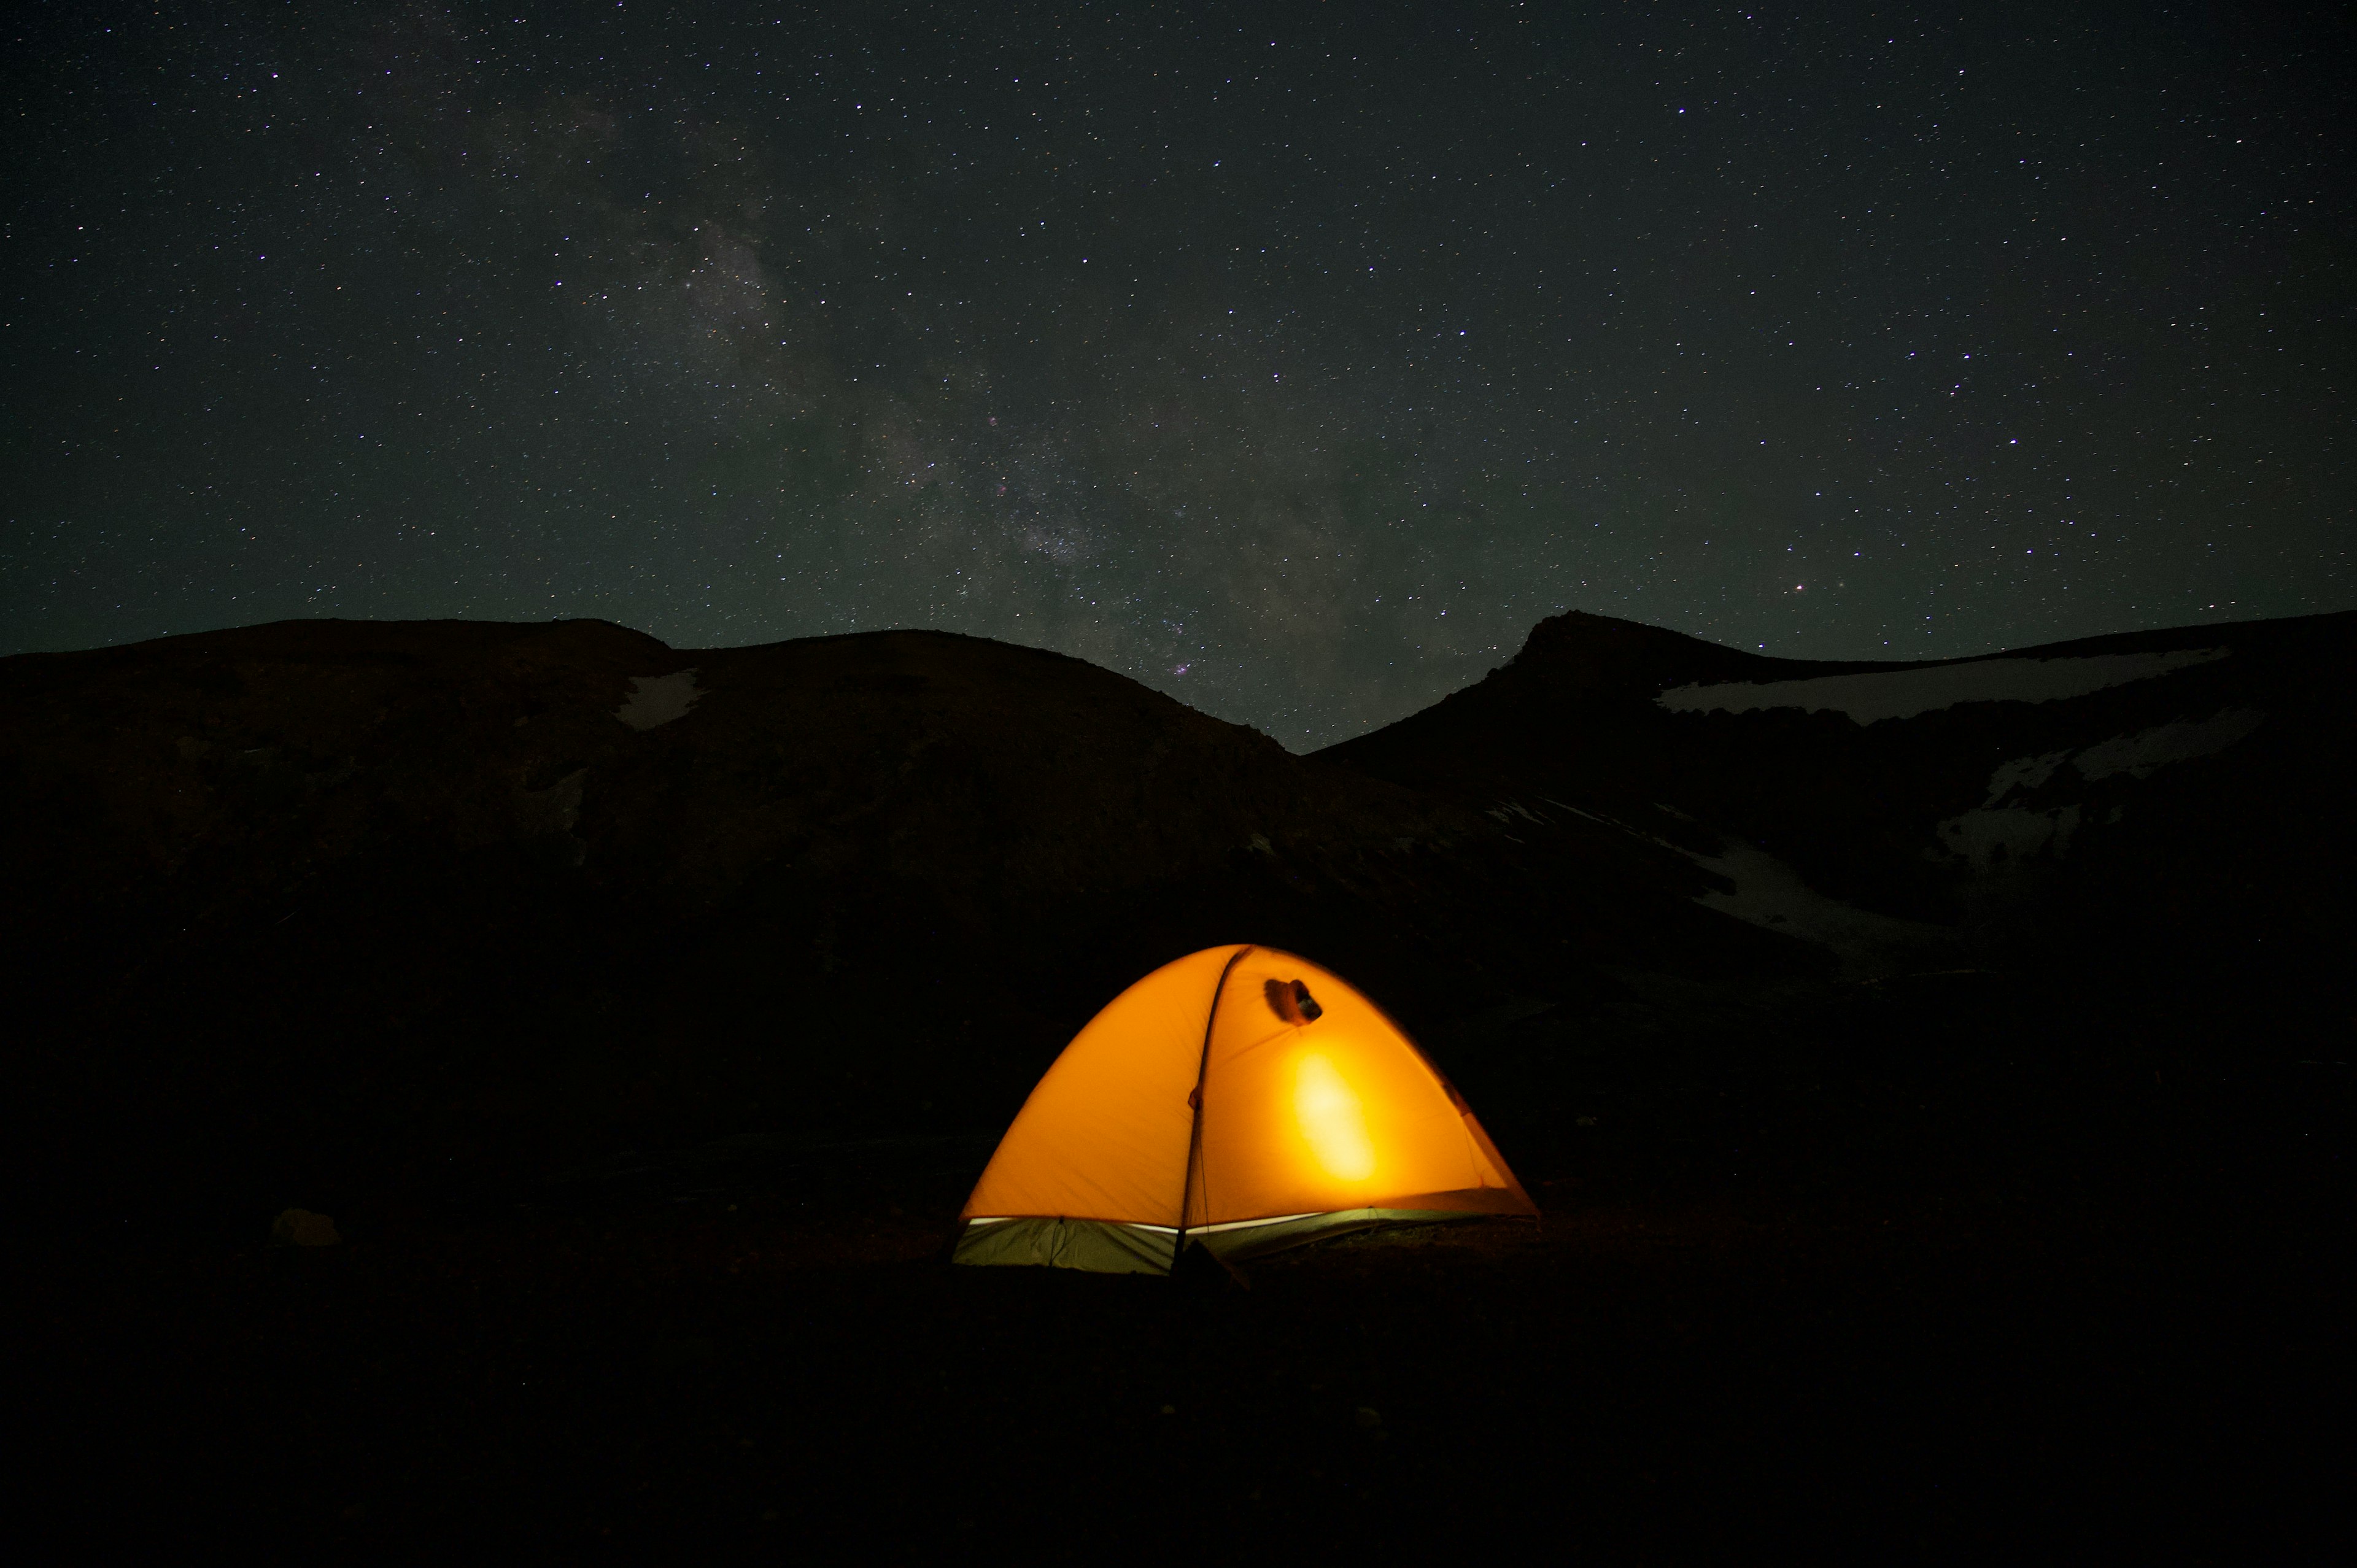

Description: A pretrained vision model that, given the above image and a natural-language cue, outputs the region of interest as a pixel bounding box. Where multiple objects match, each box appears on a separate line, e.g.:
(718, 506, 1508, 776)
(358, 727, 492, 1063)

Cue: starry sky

(6, 1, 2350, 746)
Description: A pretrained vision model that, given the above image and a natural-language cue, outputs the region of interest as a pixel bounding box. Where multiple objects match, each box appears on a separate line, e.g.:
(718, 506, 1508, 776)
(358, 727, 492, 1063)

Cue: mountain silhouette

(6, 608, 2348, 1224)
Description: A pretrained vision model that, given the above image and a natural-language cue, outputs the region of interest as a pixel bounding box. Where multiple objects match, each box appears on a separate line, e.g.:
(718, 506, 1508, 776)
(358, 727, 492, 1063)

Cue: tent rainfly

(954, 944, 1538, 1273)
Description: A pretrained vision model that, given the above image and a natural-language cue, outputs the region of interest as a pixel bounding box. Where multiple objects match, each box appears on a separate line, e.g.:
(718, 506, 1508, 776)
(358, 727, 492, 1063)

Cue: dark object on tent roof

(1266, 977, 1323, 1024)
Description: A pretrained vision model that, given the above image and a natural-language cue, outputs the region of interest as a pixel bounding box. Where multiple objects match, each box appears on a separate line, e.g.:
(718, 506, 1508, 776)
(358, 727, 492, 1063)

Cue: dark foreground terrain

(10, 610, 2351, 1556)
(28, 978, 2345, 1559)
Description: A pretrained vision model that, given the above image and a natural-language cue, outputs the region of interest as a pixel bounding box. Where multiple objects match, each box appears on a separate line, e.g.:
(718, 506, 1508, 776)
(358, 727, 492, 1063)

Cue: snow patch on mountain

(1658, 647, 2229, 726)
(616, 670, 703, 730)
(2073, 708, 2266, 782)
(1679, 838, 1959, 977)
(1983, 751, 2072, 807)
(1975, 708, 2267, 809)
(1937, 805, 2083, 870)
(1530, 797, 1954, 973)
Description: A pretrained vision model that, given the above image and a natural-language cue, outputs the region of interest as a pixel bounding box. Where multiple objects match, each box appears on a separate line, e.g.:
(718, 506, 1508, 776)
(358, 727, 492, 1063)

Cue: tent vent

(1266, 978, 1323, 1024)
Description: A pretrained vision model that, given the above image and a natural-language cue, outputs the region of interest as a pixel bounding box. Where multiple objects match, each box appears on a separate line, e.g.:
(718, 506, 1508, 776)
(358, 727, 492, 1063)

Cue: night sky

(7, 2, 2350, 746)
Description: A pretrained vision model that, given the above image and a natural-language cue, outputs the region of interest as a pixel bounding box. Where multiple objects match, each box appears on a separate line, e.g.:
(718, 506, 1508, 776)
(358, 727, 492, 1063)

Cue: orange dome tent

(954, 945, 1537, 1274)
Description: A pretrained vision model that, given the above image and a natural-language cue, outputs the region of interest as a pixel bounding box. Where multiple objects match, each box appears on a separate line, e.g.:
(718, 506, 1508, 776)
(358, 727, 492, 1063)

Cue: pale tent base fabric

(956, 945, 1538, 1275)
(954, 1216, 1179, 1275)
(954, 1209, 1498, 1275)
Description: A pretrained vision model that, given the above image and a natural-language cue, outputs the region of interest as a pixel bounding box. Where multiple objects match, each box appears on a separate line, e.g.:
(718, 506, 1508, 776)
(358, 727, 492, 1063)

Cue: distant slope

(0, 616, 1781, 1218)
(15, 609, 2343, 1224)
(1320, 608, 2357, 990)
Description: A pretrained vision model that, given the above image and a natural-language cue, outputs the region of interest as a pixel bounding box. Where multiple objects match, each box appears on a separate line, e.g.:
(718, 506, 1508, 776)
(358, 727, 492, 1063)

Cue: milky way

(6, 2, 2348, 745)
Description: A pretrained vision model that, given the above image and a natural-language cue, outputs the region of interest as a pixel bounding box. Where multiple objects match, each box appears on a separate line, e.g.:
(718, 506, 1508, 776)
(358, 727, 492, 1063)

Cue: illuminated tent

(954, 944, 1536, 1274)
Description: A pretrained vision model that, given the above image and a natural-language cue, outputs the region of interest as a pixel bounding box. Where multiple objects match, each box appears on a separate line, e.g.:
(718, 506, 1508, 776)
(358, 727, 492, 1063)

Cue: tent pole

(1173, 944, 1252, 1275)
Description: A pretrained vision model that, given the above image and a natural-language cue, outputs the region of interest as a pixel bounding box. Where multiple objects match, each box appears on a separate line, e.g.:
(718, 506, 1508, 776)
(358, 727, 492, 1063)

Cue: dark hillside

(2, 616, 1784, 1226)
(1322, 607, 2357, 999)
(7, 612, 2345, 1557)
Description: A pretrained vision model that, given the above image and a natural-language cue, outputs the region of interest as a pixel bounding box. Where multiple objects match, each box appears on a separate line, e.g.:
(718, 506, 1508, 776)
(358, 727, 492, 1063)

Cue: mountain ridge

(6, 606, 2347, 1228)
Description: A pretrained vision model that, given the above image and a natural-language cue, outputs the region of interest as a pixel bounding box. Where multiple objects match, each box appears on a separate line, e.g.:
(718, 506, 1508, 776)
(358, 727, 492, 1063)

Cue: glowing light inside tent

(1293, 1053, 1376, 1180)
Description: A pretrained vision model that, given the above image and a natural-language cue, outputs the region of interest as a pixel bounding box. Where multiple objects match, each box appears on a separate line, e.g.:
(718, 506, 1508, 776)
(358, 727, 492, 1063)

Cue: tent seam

(1175, 943, 1253, 1262)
